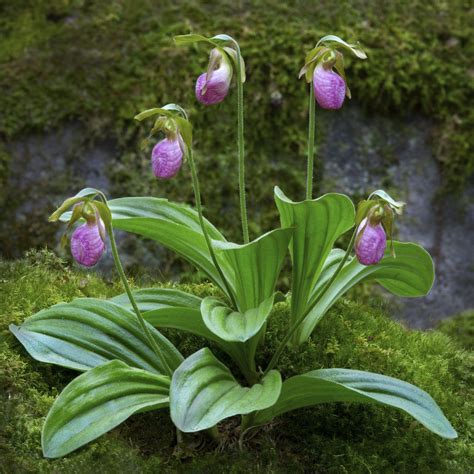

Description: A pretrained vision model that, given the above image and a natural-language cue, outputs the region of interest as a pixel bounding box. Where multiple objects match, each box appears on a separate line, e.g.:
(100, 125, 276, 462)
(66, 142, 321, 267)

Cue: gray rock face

(319, 105, 474, 328)
(2, 124, 113, 257)
(1, 108, 473, 328)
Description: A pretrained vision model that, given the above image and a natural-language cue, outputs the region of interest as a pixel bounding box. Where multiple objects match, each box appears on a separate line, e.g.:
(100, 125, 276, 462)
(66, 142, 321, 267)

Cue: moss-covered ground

(1, 250, 472, 473)
(0, 0, 473, 257)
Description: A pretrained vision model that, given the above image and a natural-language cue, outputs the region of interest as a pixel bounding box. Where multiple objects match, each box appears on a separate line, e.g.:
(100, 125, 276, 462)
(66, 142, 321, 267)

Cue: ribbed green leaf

(295, 242, 435, 344)
(111, 288, 256, 378)
(170, 348, 281, 432)
(110, 287, 202, 314)
(213, 228, 293, 311)
(274, 187, 354, 341)
(201, 295, 274, 342)
(105, 197, 231, 293)
(10, 298, 183, 374)
(42, 360, 170, 458)
(251, 368, 457, 439)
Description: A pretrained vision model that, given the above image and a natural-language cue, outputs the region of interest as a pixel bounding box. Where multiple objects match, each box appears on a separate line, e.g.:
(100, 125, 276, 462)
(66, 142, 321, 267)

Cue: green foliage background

(0, 0, 472, 255)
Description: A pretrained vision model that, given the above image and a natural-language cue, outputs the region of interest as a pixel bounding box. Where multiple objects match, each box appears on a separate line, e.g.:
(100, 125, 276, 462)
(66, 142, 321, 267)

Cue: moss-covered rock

(1, 250, 472, 472)
(0, 0, 472, 259)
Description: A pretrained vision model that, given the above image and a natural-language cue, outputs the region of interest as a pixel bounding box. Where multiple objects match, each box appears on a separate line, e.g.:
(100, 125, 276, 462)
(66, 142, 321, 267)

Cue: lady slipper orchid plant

(175, 33, 249, 243)
(300, 35, 367, 199)
(10, 34, 457, 460)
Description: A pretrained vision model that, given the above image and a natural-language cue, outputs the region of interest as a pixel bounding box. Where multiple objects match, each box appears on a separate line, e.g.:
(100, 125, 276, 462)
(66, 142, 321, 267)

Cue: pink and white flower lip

(355, 218, 386, 266)
(151, 137, 183, 179)
(195, 49, 233, 105)
(70, 219, 106, 267)
(313, 63, 346, 110)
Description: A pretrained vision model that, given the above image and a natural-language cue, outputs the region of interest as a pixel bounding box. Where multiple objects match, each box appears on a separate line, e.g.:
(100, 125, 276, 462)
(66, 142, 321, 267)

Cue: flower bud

(70, 218, 106, 267)
(151, 137, 183, 179)
(313, 63, 346, 110)
(355, 218, 386, 266)
(195, 49, 233, 105)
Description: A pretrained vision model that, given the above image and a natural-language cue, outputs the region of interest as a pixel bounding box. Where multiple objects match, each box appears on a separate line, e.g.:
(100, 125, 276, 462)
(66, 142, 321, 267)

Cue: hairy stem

(186, 149, 238, 309)
(263, 227, 357, 376)
(236, 46, 249, 243)
(306, 83, 316, 200)
(108, 224, 173, 376)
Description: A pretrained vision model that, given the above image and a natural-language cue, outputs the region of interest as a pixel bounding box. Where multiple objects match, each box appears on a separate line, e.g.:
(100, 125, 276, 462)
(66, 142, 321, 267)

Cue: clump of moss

(437, 311, 474, 351)
(1, 253, 472, 472)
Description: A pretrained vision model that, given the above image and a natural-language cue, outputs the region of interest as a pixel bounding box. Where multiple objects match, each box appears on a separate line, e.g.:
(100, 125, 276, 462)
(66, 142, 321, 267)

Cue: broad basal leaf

(170, 348, 281, 432)
(10, 298, 183, 374)
(274, 187, 354, 332)
(201, 295, 274, 342)
(295, 242, 435, 344)
(42, 360, 170, 458)
(111, 287, 202, 314)
(106, 197, 232, 294)
(251, 368, 457, 439)
(213, 228, 293, 311)
(112, 288, 257, 378)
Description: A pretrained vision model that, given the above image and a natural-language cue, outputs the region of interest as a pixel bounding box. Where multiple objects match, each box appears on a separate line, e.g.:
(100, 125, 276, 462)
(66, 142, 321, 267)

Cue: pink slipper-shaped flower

(151, 137, 183, 179)
(195, 49, 233, 105)
(355, 218, 387, 265)
(70, 219, 106, 267)
(313, 63, 346, 110)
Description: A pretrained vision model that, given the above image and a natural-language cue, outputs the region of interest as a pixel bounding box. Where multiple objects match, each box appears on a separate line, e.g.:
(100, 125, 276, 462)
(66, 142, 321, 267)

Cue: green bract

(10, 31, 457, 459)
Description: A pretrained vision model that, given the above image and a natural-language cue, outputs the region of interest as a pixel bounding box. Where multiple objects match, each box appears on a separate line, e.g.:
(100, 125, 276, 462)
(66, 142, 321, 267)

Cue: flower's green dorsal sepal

(295, 242, 435, 344)
(250, 368, 457, 439)
(213, 228, 294, 312)
(369, 189, 405, 215)
(10, 298, 183, 374)
(170, 348, 281, 432)
(201, 294, 275, 342)
(356, 199, 378, 225)
(134, 103, 192, 150)
(316, 35, 367, 59)
(42, 360, 170, 458)
(49, 187, 109, 223)
(134, 107, 174, 122)
(274, 187, 354, 342)
(300, 34, 366, 83)
(299, 45, 331, 82)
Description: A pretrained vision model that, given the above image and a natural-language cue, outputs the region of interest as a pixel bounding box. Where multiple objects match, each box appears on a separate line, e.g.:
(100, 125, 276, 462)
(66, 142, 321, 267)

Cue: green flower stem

(263, 227, 357, 376)
(236, 46, 249, 244)
(306, 83, 316, 200)
(107, 223, 173, 376)
(186, 149, 238, 309)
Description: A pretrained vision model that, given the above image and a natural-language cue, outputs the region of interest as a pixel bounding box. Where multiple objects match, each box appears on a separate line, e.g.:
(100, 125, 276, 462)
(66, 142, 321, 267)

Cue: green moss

(1, 253, 472, 472)
(0, 1, 472, 250)
(437, 311, 474, 351)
